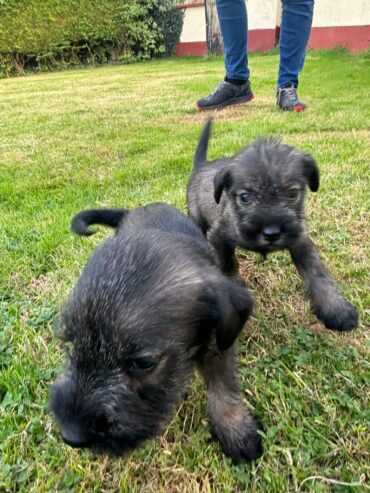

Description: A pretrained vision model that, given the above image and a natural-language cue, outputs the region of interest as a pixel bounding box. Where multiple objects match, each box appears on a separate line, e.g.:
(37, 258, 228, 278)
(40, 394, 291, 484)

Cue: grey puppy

(187, 120, 358, 331)
(50, 203, 262, 464)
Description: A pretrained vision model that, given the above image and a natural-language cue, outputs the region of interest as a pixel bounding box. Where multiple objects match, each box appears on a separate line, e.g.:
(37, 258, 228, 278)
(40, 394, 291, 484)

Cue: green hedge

(0, 0, 183, 77)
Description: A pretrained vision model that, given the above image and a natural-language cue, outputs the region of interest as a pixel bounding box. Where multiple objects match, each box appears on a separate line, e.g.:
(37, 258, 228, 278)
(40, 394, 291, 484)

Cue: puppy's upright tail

(71, 208, 127, 236)
(193, 118, 213, 170)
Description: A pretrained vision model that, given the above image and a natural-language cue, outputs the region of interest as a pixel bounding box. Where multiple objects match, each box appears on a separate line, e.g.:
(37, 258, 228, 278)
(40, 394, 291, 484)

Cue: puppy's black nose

(263, 226, 281, 242)
(61, 428, 89, 449)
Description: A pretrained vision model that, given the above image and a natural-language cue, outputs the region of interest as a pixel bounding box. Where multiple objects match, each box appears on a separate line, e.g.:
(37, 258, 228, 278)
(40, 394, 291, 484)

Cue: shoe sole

(277, 104, 306, 112)
(196, 94, 255, 112)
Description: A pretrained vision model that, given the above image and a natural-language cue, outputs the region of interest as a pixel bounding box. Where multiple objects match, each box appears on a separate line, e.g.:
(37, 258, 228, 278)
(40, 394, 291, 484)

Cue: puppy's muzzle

(61, 425, 90, 449)
(262, 226, 281, 243)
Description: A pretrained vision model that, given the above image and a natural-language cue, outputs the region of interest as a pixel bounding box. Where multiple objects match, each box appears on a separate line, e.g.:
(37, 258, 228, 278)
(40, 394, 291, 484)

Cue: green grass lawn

(0, 50, 369, 492)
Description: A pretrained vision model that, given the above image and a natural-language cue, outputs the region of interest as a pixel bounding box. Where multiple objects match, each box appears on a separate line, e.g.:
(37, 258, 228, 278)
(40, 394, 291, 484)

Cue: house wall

(308, 0, 370, 51)
(247, 0, 278, 51)
(175, 0, 370, 56)
(175, 2, 207, 56)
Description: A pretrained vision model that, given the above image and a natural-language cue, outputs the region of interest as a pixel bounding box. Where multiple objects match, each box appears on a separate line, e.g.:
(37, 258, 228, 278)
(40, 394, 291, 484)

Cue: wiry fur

(187, 119, 358, 331)
(50, 202, 262, 463)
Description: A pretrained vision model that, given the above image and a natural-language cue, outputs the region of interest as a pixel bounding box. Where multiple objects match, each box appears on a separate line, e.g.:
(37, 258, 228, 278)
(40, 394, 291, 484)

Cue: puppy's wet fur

(50, 203, 262, 463)
(187, 119, 358, 331)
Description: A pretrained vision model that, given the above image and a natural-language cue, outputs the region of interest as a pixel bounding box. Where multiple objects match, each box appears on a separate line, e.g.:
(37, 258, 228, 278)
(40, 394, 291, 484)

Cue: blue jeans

(215, 0, 314, 88)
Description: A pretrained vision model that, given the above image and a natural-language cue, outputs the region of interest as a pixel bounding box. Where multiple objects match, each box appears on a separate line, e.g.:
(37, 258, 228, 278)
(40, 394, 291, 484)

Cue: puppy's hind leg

(290, 236, 358, 331)
(198, 345, 262, 464)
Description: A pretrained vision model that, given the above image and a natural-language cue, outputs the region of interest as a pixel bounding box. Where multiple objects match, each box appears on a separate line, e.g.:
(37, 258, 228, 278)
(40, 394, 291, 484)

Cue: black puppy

(187, 120, 358, 331)
(50, 203, 262, 464)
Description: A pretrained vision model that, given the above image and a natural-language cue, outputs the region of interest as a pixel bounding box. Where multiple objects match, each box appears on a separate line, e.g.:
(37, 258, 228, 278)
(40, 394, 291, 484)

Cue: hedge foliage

(0, 0, 183, 77)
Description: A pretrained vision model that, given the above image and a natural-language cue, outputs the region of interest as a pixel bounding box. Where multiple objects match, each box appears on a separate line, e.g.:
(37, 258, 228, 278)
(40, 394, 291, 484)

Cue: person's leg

(196, 0, 253, 111)
(216, 0, 249, 82)
(277, 0, 314, 111)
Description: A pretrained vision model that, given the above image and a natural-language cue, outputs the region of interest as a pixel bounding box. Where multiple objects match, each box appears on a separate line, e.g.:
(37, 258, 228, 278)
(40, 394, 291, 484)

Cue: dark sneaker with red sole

(276, 86, 307, 112)
(196, 80, 254, 111)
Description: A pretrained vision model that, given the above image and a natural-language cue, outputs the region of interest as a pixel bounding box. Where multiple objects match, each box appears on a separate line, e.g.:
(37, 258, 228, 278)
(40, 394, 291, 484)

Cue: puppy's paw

(212, 415, 263, 464)
(315, 297, 359, 331)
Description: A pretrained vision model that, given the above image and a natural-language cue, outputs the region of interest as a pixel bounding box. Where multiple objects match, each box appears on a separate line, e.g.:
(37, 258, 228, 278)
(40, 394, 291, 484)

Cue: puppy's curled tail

(193, 118, 213, 170)
(71, 208, 127, 236)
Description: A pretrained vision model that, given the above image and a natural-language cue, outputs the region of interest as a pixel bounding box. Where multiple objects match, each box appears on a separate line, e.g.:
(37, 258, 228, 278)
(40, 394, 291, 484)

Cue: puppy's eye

(239, 192, 250, 204)
(287, 188, 301, 201)
(130, 357, 156, 373)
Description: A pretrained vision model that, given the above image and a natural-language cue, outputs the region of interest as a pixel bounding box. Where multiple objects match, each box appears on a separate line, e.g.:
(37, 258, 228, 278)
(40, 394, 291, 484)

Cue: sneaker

(196, 80, 254, 111)
(276, 86, 307, 112)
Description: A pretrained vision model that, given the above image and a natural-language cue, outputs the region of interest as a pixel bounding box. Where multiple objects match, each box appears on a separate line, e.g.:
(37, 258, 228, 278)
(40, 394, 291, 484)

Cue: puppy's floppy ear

(301, 153, 320, 192)
(204, 279, 254, 351)
(214, 169, 232, 204)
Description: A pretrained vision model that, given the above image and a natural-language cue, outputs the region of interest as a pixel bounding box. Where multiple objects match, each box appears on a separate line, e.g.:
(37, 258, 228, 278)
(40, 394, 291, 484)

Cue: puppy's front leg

(290, 236, 358, 331)
(198, 345, 262, 464)
(208, 228, 238, 276)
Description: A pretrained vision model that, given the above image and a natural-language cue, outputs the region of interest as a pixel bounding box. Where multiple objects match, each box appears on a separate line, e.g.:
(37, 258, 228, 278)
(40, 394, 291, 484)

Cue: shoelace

(278, 87, 299, 104)
(209, 81, 228, 97)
